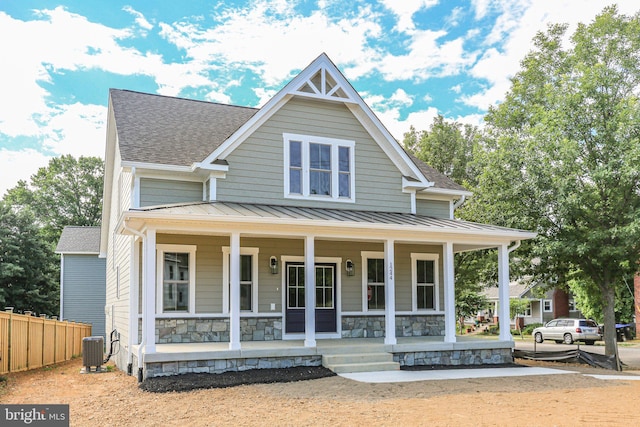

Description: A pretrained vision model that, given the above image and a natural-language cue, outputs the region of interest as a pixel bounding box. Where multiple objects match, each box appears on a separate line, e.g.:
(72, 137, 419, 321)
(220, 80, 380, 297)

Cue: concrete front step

(322, 352, 400, 373)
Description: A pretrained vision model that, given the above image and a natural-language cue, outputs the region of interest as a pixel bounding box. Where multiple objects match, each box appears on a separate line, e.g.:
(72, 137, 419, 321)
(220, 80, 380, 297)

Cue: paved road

(513, 338, 640, 369)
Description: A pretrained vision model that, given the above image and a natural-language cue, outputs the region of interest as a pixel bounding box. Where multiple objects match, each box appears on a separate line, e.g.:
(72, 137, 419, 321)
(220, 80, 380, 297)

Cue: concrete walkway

(339, 366, 575, 383)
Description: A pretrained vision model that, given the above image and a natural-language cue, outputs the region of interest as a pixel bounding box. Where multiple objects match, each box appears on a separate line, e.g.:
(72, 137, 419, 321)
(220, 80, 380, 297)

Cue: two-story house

(101, 53, 535, 380)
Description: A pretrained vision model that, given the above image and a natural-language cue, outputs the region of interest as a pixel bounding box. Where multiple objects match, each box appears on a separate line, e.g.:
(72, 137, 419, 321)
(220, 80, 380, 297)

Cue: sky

(0, 0, 637, 197)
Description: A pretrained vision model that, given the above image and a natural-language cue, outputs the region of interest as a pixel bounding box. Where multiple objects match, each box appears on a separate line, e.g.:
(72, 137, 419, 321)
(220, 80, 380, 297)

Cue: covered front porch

(120, 202, 535, 378)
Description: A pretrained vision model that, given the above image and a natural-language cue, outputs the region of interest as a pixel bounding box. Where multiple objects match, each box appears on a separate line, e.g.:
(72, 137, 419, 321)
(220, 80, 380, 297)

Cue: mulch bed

(140, 366, 336, 393)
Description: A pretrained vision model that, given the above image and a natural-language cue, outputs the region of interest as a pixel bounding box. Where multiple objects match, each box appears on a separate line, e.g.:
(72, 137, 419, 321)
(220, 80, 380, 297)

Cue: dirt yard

(2, 358, 639, 427)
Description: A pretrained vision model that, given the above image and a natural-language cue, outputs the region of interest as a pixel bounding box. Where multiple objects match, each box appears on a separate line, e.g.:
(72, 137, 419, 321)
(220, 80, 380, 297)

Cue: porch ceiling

(121, 201, 536, 246)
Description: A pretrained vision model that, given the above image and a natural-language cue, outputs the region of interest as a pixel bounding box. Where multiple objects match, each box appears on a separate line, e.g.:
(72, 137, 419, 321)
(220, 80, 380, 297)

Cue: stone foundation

(155, 317, 282, 343)
(341, 316, 385, 338)
(393, 348, 512, 367)
(341, 315, 445, 338)
(144, 355, 321, 378)
(396, 315, 445, 337)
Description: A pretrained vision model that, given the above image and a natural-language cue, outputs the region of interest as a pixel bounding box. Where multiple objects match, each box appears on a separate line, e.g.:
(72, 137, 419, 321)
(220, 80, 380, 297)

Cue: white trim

(133, 174, 141, 209)
(304, 236, 316, 347)
(208, 175, 217, 201)
(222, 247, 260, 314)
(443, 242, 456, 343)
(361, 251, 385, 312)
(59, 254, 64, 320)
(156, 244, 197, 314)
(543, 299, 553, 313)
(384, 239, 396, 345)
(497, 244, 512, 341)
(283, 133, 356, 202)
(142, 228, 156, 354)
(229, 233, 241, 350)
(410, 253, 440, 312)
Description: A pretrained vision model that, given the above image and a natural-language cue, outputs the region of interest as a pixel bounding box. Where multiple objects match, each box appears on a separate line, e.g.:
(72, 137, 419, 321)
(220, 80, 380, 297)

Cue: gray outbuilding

(56, 226, 106, 338)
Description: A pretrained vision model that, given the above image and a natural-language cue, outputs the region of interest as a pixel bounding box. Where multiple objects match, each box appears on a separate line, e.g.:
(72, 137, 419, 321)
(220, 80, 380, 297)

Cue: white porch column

(142, 228, 156, 354)
(497, 243, 512, 341)
(384, 239, 396, 345)
(443, 241, 456, 343)
(229, 232, 241, 350)
(130, 238, 140, 347)
(304, 236, 316, 347)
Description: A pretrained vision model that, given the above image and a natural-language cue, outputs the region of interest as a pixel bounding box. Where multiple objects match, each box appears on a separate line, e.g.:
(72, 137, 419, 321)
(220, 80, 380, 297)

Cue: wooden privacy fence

(0, 311, 92, 374)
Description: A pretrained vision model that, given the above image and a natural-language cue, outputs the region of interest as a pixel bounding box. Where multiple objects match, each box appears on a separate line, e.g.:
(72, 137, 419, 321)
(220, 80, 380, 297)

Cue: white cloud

(462, 0, 631, 110)
(390, 89, 413, 106)
(451, 84, 462, 94)
(374, 105, 440, 141)
(158, 2, 382, 86)
(0, 149, 52, 197)
(378, 31, 477, 81)
(379, 0, 438, 32)
(41, 103, 107, 158)
(123, 6, 154, 31)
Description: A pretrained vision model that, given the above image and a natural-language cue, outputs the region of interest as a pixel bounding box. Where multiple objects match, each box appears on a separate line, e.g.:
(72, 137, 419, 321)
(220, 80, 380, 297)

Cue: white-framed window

(524, 303, 532, 317)
(156, 244, 197, 314)
(361, 251, 384, 311)
(222, 247, 259, 313)
(543, 299, 552, 312)
(568, 299, 577, 312)
(411, 253, 439, 311)
(284, 133, 355, 202)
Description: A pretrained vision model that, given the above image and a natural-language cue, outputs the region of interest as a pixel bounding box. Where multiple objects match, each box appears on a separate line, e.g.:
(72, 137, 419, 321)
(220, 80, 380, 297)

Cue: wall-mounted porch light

(345, 259, 355, 276)
(270, 256, 279, 274)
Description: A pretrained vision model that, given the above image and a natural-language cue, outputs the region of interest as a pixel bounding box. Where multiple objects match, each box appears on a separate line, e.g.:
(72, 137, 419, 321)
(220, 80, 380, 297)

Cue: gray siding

(416, 199, 451, 219)
(140, 178, 203, 207)
(152, 236, 443, 315)
(62, 254, 106, 338)
(217, 97, 411, 212)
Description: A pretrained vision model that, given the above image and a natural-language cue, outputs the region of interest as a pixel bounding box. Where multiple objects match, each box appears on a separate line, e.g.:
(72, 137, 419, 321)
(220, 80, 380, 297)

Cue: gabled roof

(406, 151, 468, 193)
(108, 54, 468, 194)
(110, 89, 257, 166)
(56, 226, 102, 254)
(483, 280, 535, 300)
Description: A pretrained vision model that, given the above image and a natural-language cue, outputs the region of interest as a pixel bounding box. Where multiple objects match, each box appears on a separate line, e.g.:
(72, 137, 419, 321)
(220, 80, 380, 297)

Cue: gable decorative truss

(291, 66, 355, 103)
(197, 53, 432, 189)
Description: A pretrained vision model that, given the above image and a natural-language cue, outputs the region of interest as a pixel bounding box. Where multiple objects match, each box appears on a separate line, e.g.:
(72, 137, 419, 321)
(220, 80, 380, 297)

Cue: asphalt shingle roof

(56, 226, 102, 253)
(110, 89, 258, 166)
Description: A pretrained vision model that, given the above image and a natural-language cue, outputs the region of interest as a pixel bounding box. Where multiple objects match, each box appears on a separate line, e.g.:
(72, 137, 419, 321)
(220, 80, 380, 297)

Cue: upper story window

(284, 133, 355, 202)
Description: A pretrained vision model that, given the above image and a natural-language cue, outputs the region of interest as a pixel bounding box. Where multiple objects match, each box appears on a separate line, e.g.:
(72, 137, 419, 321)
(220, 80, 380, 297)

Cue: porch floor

(136, 336, 514, 364)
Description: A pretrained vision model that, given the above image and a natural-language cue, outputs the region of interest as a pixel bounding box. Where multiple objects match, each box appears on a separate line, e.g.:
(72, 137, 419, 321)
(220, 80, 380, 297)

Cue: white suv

(533, 318, 602, 345)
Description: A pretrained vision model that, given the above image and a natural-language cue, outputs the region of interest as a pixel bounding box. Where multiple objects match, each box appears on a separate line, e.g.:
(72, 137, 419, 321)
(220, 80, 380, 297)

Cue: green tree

(479, 6, 640, 364)
(0, 201, 59, 315)
(403, 115, 480, 186)
(455, 289, 488, 334)
(4, 155, 104, 242)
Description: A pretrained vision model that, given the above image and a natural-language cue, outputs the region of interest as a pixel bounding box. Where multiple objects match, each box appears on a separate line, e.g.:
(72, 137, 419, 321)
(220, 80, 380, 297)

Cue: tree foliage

(477, 6, 640, 360)
(403, 115, 481, 186)
(0, 201, 59, 315)
(4, 155, 104, 242)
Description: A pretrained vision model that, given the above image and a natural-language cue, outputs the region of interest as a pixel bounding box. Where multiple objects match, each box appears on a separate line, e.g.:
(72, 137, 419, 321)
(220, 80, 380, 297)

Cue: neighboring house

(483, 282, 583, 327)
(56, 226, 106, 339)
(101, 53, 535, 379)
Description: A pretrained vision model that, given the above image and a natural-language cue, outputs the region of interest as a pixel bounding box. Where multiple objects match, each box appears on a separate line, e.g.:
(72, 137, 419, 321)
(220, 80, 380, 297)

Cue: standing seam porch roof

(126, 201, 536, 239)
